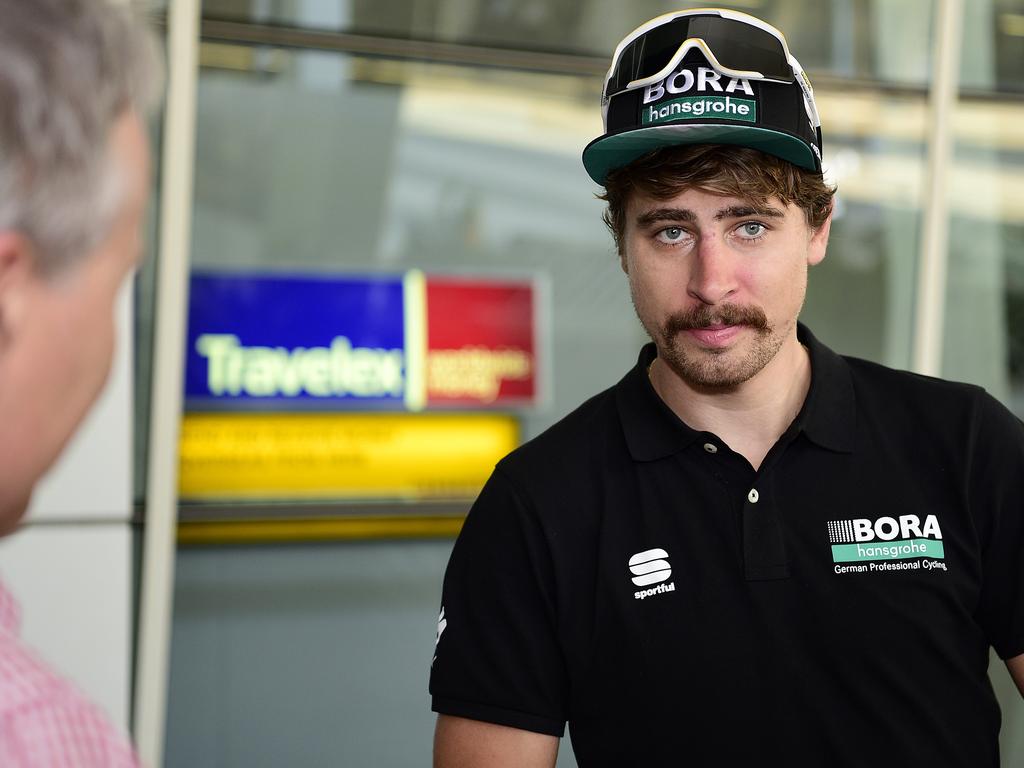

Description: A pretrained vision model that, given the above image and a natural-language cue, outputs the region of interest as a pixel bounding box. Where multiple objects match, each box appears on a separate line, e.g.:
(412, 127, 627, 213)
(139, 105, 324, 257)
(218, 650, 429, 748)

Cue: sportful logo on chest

(629, 548, 676, 600)
(641, 66, 757, 127)
(828, 514, 947, 574)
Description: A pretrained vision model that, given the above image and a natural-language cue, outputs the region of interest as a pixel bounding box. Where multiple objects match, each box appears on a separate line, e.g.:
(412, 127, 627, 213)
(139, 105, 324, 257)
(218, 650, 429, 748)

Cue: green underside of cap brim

(582, 124, 817, 184)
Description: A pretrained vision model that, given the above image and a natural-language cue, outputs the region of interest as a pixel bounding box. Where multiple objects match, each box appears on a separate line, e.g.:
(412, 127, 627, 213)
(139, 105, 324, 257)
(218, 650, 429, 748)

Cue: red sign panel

(425, 277, 537, 407)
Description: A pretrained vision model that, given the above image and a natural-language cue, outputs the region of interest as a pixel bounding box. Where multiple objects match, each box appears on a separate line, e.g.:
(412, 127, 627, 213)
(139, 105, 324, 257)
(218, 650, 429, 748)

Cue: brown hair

(599, 144, 836, 255)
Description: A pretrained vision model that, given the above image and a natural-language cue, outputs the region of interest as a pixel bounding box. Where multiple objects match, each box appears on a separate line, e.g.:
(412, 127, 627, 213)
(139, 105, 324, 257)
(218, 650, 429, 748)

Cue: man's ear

(807, 205, 834, 267)
(619, 250, 629, 275)
(0, 232, 38, 348)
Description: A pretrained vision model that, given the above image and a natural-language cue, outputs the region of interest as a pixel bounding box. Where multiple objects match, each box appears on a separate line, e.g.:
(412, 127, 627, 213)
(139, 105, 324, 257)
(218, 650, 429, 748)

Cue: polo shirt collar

(615, 322, 856, 461)
(615, 343, 704, 462)
(795, 323, 856, 453)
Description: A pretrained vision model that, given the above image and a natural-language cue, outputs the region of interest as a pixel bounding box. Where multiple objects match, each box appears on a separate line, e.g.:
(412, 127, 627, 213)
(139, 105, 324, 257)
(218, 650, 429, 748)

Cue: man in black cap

(430, 9, 1024, 767)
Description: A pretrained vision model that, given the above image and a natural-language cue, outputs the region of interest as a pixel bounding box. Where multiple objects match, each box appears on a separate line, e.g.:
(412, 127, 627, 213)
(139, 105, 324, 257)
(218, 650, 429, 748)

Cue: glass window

(190, 45, 641, 447)
(941, 0, 1024, 416)
(169, 44, 636, 766)
(806, 87, 927, 367)
(166, 540, 457, 767)
(195, 1, 960, 87)
(987, 0, 1024, 93)
(133, 2, 169, 505)
(157, 1, 1024, 764)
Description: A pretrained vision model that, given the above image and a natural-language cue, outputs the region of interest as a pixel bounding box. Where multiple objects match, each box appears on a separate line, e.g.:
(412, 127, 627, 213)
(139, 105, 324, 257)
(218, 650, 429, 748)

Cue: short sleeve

(429, 466, 568, 736)
(970, 390, 1024, 659)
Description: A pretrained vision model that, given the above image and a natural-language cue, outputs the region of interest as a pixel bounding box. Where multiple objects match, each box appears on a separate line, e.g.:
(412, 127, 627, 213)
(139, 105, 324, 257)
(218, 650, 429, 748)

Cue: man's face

(0, 110, 151, 531)
(622, 186, 830, 390)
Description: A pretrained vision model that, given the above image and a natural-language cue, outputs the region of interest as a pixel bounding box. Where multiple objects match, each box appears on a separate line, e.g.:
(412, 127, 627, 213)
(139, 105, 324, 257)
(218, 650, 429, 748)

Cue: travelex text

(184, 271, 539, 411)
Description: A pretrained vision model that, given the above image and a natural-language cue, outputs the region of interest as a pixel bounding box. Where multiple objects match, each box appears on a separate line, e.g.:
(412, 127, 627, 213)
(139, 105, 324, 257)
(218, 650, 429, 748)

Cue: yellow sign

(178, 412, 518, 500)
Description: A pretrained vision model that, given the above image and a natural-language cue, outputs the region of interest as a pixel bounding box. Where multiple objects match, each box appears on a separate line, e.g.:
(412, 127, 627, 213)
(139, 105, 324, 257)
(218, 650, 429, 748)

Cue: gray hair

(0, 0, 162, 275)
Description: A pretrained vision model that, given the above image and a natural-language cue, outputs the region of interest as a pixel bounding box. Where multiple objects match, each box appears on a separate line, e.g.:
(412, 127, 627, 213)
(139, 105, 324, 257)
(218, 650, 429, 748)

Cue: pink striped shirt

(0, 580, 140, 767)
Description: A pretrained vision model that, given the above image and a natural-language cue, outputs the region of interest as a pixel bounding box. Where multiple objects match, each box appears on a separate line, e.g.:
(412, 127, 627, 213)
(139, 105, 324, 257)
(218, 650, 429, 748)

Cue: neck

(649, 332, 812, 470)
(0, 355, 59, 533)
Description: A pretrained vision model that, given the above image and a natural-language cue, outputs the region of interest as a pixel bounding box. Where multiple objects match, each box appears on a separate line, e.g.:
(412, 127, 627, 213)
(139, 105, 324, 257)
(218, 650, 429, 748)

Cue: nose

(687, 233, 737, 305)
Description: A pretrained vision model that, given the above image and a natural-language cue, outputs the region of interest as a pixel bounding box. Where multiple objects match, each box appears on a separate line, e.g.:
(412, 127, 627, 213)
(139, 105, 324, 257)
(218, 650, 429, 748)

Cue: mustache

(664, 303, 770, 335)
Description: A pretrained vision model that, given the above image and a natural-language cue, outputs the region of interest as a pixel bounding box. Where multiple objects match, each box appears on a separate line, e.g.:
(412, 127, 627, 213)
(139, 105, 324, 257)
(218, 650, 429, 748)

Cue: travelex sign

(828, 515, 948, 575)
(196, 334, 404, 399)
(642, 66, 756, 127)
(185, 271, 539, 410)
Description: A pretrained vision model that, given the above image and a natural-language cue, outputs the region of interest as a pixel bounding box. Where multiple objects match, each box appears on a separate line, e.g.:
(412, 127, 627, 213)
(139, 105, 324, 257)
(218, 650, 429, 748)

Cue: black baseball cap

(582, 9, 823, 185)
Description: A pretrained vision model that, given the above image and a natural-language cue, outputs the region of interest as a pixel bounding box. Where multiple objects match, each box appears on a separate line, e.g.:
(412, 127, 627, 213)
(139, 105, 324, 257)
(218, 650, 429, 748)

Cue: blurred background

(3, 0, 1024, 766)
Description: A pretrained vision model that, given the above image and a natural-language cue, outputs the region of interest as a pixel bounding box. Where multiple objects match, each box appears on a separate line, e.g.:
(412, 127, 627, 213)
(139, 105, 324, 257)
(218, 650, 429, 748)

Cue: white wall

(0, 283, 134, 731)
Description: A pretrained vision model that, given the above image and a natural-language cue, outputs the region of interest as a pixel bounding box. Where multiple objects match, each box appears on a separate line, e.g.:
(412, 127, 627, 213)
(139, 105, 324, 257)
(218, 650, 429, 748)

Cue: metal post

(912, 0, 964, 375)
(133, 0, 200, 763)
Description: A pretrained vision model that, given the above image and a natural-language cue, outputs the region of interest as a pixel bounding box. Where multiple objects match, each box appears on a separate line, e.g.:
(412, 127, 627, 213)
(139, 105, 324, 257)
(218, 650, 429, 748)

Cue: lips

(664, 303, 769, 347)
(684, 324, 743, 348)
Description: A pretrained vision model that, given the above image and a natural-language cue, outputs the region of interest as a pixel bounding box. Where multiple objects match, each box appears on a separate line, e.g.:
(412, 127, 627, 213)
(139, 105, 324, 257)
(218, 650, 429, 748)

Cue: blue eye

(738, 222, 766, 238)
(656, 227, 687, 244)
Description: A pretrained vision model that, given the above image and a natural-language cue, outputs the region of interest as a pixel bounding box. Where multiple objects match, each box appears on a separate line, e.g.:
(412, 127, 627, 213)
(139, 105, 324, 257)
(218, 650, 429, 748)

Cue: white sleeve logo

(435, 607, 447, 646)
(432, 607, 447, 666)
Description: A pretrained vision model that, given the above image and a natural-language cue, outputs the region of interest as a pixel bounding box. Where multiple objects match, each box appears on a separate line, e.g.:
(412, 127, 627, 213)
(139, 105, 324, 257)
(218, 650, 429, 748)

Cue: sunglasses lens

(605, 18, 697, 100)
(605, 15, 793, 101)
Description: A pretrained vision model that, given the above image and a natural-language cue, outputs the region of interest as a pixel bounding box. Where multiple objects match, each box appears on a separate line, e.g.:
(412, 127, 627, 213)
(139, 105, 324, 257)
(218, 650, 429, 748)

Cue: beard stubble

(643, 302, 788, 389)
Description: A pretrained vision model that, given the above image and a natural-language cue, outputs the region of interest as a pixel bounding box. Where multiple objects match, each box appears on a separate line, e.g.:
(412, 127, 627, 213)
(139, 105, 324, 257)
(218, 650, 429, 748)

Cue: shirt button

(703, 442, 718, 454)
(748, 489, 759, 503)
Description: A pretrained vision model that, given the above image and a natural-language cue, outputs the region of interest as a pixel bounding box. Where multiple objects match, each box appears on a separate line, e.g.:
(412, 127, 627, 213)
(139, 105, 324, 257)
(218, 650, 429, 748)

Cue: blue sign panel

(185, 272, 406, 409)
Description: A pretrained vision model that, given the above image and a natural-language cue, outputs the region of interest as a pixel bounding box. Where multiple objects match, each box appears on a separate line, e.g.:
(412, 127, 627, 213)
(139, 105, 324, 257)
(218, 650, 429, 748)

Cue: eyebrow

(715, 205, 785, 220)
(634, 207, 695, 228)
(634, 204, 785, 228)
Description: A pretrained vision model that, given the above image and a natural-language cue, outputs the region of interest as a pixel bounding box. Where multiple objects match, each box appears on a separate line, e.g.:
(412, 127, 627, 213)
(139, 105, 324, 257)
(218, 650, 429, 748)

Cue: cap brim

(582, 124, 818, 185)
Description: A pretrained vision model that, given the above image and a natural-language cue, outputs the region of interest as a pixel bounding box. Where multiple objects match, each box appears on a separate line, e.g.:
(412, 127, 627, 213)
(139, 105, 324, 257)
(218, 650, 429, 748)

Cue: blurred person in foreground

(430, 8, 1024, 767)
(0, 0, 159, 764)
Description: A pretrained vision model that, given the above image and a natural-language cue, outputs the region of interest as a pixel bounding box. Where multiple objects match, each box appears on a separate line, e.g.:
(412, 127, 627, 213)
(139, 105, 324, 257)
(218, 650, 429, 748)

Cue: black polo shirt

(430, 324, 1024, 767)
